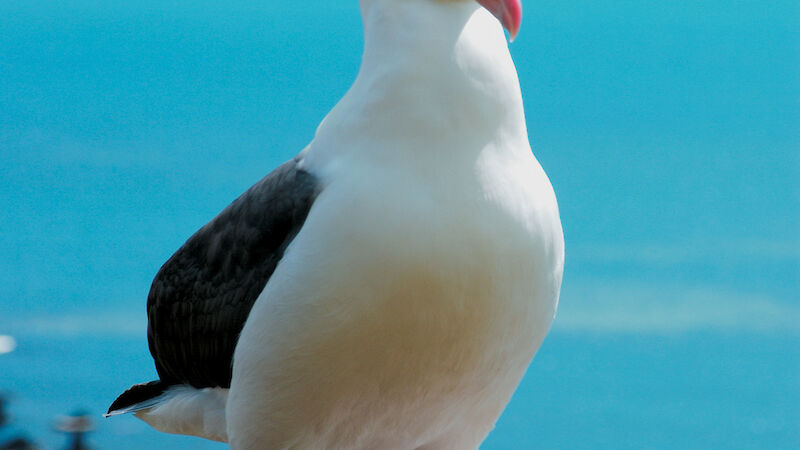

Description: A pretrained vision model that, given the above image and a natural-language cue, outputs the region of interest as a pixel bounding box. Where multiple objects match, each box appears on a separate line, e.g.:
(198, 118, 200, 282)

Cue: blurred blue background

(1, 0, 797, 448)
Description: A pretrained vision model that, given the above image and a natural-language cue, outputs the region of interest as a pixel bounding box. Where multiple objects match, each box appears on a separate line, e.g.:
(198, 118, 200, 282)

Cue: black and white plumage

(108, 158, 317, 410)
(147, 158, 317, 389)
(108, 0, 564, 448)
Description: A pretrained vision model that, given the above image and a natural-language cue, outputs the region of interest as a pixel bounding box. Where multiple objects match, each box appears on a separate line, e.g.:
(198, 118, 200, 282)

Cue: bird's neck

(310, 0, 530, 167)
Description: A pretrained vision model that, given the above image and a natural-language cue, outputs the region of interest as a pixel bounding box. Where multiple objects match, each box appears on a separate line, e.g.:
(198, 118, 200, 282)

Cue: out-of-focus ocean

(1, 1, 797, 448)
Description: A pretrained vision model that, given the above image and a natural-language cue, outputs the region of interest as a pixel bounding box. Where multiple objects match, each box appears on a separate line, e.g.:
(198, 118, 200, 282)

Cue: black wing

(146, 156, 319, 389)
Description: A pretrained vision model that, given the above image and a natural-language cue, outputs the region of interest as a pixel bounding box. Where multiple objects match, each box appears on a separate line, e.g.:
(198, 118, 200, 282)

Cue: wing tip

(106, 380, 170, 417)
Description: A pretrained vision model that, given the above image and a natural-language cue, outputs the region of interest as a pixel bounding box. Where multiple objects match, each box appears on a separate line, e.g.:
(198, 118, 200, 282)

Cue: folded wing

(146, 156, 319, 389)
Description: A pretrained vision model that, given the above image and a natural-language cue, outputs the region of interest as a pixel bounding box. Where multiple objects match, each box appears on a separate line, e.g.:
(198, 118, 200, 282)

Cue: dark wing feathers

(106, 380, 169, 416)
(146, 157, 319, 389)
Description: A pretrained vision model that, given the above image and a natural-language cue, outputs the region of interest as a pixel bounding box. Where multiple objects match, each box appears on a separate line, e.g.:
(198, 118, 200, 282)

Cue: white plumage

(123, 0, 563, 448)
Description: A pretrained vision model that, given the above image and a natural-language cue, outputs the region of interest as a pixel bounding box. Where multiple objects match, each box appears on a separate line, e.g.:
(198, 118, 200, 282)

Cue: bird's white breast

(226, 4, 564, 448)
(227, 147, 563, 448)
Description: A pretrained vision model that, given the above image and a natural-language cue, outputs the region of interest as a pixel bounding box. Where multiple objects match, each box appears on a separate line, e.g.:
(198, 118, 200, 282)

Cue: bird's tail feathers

(107, 381, 229, 442)
(106, 380, 170, 417)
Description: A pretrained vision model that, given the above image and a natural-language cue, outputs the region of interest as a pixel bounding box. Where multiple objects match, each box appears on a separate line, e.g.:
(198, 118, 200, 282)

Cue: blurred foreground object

(0, 393, 38, 450)
(0, 438, 38, 450)
(54, 410, 93, 450)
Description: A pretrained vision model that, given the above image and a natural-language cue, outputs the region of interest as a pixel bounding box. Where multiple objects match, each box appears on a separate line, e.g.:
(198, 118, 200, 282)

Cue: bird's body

(108, 0, 564, 448)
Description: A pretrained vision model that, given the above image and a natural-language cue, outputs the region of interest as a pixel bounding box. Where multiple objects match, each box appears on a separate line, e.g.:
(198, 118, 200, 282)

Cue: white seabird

(107, 0, 564, 448)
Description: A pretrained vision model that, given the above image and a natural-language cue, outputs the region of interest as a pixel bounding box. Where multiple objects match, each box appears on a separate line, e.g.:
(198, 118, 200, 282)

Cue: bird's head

(473, 0, 522, 40)
(361, 0, 523, 41)
(428, 0, 522, 40)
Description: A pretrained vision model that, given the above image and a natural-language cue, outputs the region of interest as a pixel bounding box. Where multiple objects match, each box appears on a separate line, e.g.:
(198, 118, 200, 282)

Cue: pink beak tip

(505, 1, 522, 41)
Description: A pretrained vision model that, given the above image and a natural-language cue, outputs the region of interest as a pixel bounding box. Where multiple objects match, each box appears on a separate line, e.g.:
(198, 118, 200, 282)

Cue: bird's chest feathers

(233, 144, 562, 448)
(301, 161, 557, 364)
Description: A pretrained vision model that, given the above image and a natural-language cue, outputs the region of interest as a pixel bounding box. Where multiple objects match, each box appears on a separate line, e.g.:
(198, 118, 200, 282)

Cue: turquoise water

(2, 331, 797, 449)
(1, 0, 798, 448)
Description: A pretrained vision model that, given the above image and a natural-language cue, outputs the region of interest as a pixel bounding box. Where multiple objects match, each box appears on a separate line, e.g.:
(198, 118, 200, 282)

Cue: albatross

(107, 0, 564, 448)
